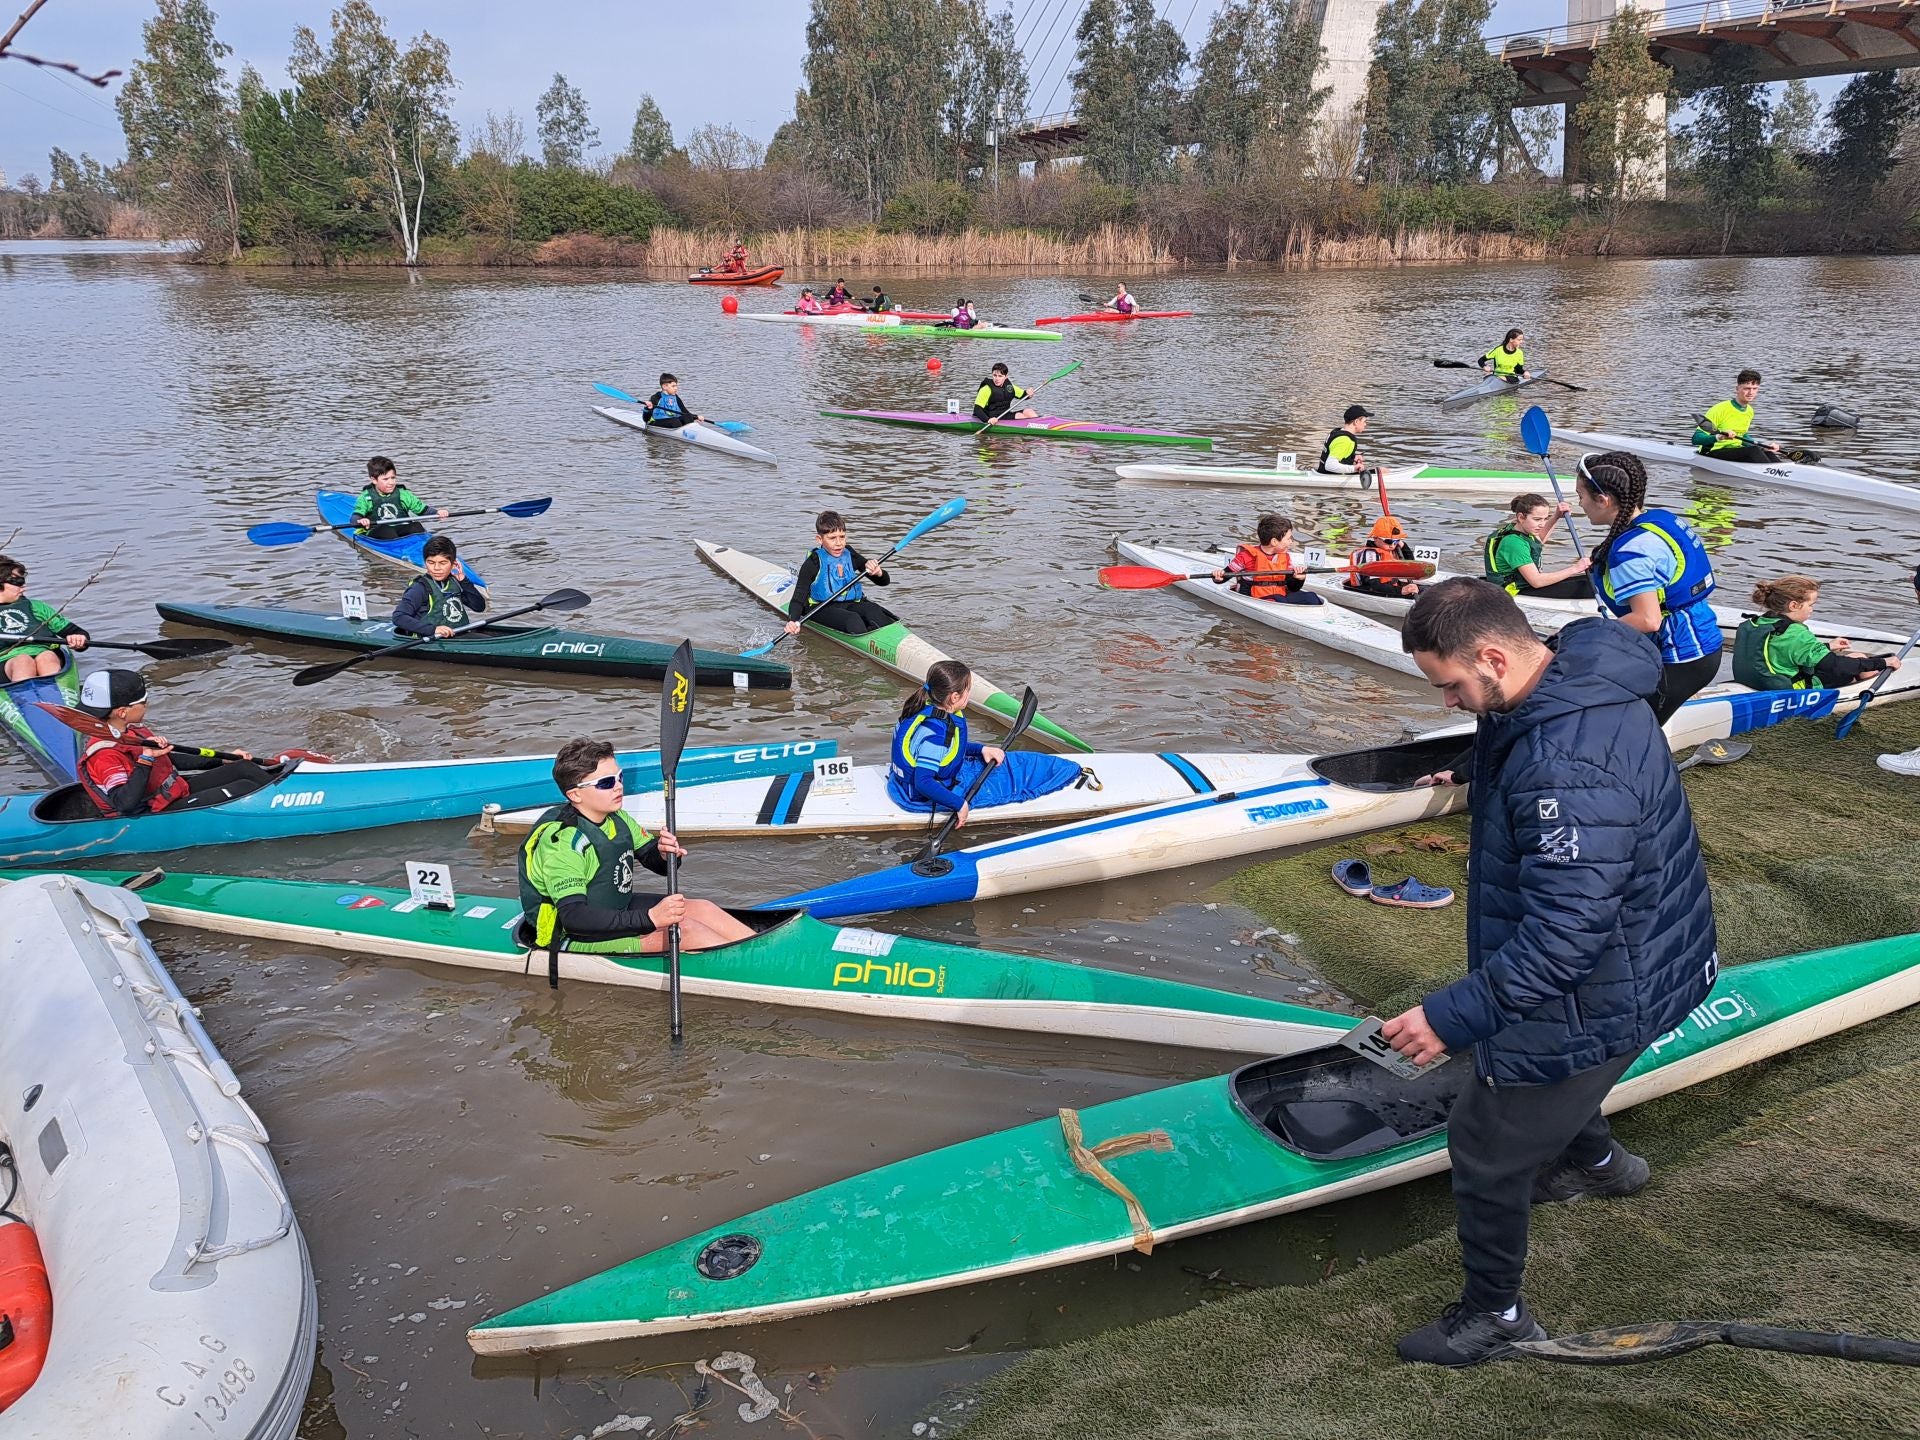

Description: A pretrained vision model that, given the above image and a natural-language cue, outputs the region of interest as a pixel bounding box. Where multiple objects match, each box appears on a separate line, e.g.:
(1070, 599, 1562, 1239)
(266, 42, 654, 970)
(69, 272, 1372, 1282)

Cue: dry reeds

(636, 224, 1175, 270)
(1277, 225, 1553, 268)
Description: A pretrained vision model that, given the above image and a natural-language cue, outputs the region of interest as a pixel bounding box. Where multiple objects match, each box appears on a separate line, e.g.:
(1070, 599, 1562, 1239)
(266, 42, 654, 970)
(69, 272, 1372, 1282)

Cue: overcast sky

(1, 0, 1638, 185)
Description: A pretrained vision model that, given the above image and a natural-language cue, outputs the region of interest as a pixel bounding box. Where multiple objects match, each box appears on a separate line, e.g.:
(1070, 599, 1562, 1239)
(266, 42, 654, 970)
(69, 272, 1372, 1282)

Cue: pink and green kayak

(821, 408, 1213, 450)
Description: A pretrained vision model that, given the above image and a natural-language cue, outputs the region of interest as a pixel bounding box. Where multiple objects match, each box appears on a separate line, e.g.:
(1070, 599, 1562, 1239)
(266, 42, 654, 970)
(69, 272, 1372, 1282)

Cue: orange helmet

(1369, 516, 1407, 542)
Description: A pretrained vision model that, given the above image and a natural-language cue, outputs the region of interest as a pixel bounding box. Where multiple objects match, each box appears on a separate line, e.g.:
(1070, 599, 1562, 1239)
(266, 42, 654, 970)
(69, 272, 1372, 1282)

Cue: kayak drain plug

(910, 857, 958, 878)
(696, 1233, 762, 1281)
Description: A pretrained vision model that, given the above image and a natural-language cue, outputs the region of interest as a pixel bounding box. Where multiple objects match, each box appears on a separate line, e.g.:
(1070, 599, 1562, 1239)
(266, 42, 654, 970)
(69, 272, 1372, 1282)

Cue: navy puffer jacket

(1424, 618, 1718, 1084)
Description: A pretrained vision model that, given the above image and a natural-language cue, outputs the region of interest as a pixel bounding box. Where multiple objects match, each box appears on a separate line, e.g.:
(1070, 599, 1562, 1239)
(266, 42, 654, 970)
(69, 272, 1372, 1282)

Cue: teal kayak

(317, 490, 488, 588)
(467, 927, 1920, 1350)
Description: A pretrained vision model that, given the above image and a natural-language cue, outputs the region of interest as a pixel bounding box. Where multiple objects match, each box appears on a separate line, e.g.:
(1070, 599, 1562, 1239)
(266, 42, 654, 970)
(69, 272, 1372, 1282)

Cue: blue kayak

(0, 651, 84, 784)
(0, 737, 833, 866)
(317, 490, 489, 590)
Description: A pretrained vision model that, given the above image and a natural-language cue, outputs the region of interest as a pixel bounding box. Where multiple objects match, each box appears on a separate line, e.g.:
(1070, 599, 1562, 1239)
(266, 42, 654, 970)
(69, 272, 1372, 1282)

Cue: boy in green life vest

(391, 536, 486, 638)
(1478, 328, 1527, 379)
(518, 737, 755, 957)
(352, 455, 449, 541)
(1483, 493, 1593, 600)
(1692, 369, 1781, 463)
(0, 554, 91, 681)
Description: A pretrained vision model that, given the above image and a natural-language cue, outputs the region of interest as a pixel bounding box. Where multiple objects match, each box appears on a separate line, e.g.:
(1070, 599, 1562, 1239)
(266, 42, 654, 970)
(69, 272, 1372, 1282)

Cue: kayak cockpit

(29, 758, 301, 824)
(1309, 733, 1471, 793)
(1230, 1047, 1466, 1160)
(507, 907, 801, 951)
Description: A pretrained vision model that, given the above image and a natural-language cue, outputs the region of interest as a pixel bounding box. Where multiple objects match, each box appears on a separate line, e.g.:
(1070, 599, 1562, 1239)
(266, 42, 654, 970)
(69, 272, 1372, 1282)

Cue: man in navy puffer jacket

(1383, 578, 1718, 1367)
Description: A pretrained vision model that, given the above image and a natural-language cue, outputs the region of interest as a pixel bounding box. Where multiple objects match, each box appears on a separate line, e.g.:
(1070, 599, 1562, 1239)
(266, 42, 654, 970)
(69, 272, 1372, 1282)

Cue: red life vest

(1231, 543, 1299, 601)
(80, 726, 190, 816)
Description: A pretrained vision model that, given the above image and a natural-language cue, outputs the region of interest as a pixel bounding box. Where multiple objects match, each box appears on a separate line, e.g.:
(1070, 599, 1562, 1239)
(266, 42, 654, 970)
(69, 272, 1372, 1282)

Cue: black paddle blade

(658, 639, 695, 782)
(536, 587, 592, 612)
(129, 637, 234, 659)
(1002, 686, 1040, 745)
(290, 659, 355, 688)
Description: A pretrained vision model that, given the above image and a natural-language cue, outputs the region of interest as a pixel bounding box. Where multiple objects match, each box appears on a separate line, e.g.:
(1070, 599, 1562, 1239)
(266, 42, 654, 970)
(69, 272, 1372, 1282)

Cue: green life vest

(358, 483, 425, 539)
(419, 574, 471, 629)
(0, 597, 51, 651)
(1482, 524, 1542, 594)
(1731, 615, 1813, 691)
(516, 805, 649, 951)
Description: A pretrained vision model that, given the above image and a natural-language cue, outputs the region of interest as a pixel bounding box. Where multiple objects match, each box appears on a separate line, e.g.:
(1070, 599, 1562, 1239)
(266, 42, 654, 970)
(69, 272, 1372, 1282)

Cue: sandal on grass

(1331, 858, 1374, 897)
(1369, 876, 1455, 910)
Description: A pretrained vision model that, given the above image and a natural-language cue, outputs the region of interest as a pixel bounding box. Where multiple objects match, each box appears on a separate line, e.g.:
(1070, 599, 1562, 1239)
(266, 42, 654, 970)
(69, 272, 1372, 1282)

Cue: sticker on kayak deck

(462, 905, 497, 919)
(760, 571, 795, 596)
(348, 895, 388, 910)
(393, 897, 423, 914)
(733, 672, 749, 689)
(1244, 798, 1330, 826)
(832, 928, 897, 958)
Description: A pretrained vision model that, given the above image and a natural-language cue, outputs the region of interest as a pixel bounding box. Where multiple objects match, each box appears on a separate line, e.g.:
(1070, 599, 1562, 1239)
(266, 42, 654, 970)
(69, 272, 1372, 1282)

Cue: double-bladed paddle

(737, 497, 969, 660)
(910, 687, 1039, 878)
(12, 626, 231, 661)
(1834, 622, 1920, 739)
(1513, 1320, 1920, 1368)
(246, 498, 553, 548)
(1521, 406, 1587, 553)
(592, 382, 753, 434)
(289, 588, 591, 687)
(973, 359, 1085, 435)
(36, 701, 332, 766)
(1688, 412, 1821, 465)
(659, 638, 695, 1043)
(1434, 357, 1585, 392)
(1098, 559, 1435, 590)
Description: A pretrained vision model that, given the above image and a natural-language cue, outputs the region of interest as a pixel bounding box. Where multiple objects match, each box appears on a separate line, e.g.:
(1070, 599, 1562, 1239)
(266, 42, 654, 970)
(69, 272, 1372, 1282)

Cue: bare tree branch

(0, 0, 124, 87)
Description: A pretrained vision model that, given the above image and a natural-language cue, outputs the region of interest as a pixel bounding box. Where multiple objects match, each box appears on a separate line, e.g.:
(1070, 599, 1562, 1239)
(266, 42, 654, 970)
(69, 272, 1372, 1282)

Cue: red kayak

(690, 265, 784, 286)
(1033, 310, 1193, 325)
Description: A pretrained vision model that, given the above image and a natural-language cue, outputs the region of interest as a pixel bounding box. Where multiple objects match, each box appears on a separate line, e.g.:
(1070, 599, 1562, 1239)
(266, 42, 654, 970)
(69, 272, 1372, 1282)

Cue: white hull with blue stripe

(771, 673, 1920, 919)
(489, 752, 1300, 837)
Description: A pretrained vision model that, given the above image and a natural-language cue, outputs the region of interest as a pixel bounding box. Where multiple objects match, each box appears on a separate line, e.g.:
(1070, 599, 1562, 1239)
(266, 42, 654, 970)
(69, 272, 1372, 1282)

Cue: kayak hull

(0, 651, 83, 785)
(1440, 368, 1546, 407)
(771, 673, 1920, 918)
(593, 405, 777, 465)
(824, 409, 1213, 450)
(154, 601, 794, 689)
(1557, 429, 1920, 517)
(316, 490, 488, 590)
(1115, 460, 1548, 492)
(689, 266, 783, 285)
(696, 540, 1093, 752)
(874, 322, 1062, 342)
(1033, 311, 1193, 325)
(491, 750, 1308, 838)
(1115, 538, 1423, 679)
(0, 871, 1349, 1057)
(0, 740, 833, 866)
(466, 928, 1920, 1349)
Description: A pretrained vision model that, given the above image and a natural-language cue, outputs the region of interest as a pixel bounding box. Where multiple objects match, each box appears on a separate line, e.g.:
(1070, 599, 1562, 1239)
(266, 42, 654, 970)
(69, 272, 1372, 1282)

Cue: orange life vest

(1231, 543, 1299, 601)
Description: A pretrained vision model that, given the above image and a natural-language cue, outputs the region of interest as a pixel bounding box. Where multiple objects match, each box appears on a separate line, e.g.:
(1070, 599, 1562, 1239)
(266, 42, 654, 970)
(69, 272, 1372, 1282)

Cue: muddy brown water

(5, 245, 1918, 1438)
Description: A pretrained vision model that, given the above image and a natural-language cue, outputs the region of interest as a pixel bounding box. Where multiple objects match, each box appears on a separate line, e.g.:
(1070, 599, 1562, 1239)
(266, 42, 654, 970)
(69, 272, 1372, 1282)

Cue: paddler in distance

(1484, 493, 1592, 600)
(1692, 368, 1781, 462)
(948, 297, 979, 330)
(890, 660, 1085, 826)
(0, 554, 90, 681)
(861, 284, 891, 314)
(1317, 404, 1375, 476)
(783, 509, 898, 637)
(1477, 328, 1527, 381)
(391, 536, 486, 640)
(1209, 514, 1319, 605)
(1731, 575, 1895, 691)
(519, 737, 753, 957)
(794, 288, 825, 315)
(1106, 282, 1136, 315)
(642, 373, 704, 430)
(973, 363, 1038, 423)
(825, 279, 853, 306)
(353, 456, 449, 542)
(75, 669, 272, 817)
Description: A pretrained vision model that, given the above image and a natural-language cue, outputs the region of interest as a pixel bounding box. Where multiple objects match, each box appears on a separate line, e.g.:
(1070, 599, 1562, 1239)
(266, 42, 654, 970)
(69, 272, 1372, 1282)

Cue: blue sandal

(1370, 876, 1456, 910)
(1331, 859, 1374, 897)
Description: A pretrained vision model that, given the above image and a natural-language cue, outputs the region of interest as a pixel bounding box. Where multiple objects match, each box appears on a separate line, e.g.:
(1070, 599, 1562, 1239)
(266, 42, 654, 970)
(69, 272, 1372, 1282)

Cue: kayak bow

(593, 405, 777, 466)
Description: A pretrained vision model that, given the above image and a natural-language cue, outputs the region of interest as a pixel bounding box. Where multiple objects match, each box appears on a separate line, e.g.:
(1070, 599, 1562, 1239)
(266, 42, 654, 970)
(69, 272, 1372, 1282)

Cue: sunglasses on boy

(571, 772, 623, 793)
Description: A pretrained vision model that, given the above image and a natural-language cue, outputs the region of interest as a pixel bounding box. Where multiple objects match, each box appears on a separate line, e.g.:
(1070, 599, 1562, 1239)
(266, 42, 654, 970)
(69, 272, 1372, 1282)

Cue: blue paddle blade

(1521, 405, 1552, 456)
(593, 381, 642, 404)
(247, 522, 316, 547)
(736, 636, 780, 659)
(497, 497, 554, 519)
(711, 420, 754, 434)
(900, 497, 967, 549)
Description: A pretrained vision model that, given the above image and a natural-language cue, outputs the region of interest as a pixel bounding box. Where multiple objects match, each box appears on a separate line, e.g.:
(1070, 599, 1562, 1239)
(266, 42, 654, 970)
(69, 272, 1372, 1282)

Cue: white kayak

(0, 873, 314, 1439)
(773, 667, 1920, 919)
(1441, 368, 1547, 407)
(1115, 538, 1423, 679)
(1556, 428, 1920, 517)
(740, 311, 902, 328)
(1114, 459, 1551, 494)
(594, 405, 777, 466)
(492, 751, 1311, 838)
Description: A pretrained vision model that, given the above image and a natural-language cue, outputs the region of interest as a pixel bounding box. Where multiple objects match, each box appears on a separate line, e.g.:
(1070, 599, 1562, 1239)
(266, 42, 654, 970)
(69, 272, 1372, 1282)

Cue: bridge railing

(1487, 0, 1850, 55)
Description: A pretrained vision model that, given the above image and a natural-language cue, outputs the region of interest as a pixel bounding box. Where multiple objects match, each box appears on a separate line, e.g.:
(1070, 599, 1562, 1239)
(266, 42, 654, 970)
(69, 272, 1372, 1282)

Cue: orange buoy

(721, 295, 739, 315)
(927, 357, 942, 372)
(0, 1220, 51, 1411)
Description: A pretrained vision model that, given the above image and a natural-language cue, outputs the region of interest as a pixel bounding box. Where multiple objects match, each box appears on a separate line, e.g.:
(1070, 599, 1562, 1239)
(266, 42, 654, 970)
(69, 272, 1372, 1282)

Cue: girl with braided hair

(1575, 450, 1724, 723)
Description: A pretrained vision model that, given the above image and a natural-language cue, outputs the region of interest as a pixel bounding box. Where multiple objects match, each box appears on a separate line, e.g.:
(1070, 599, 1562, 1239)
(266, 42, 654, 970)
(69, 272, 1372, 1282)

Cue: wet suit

(519, 806, 670, 953)
(80, 727, 273, 817)
(790, 546, 896, 636)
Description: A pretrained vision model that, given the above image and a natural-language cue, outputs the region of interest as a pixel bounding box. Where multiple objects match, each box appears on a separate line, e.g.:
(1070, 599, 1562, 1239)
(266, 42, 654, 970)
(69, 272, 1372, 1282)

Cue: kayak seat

(1230, 1047, 1467, 1160)
(1310, 734, 1470, 792)
(1267, 1100, 1404, 1159)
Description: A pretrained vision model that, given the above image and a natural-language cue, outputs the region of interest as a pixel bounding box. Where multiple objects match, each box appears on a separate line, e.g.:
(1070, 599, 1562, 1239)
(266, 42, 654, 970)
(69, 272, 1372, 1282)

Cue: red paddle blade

(1360, 560, 1434, 580)
(34, 700, 113, 740)
(1097, 565, 1189, 589)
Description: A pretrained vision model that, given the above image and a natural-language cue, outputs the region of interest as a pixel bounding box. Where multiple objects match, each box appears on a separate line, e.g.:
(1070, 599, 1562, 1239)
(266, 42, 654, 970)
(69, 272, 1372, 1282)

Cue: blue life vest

(1596, 509, 1715, 618)
(649, 391, 686, 422)
(809, 546, 863, 603)
(889, 705, 967, 795)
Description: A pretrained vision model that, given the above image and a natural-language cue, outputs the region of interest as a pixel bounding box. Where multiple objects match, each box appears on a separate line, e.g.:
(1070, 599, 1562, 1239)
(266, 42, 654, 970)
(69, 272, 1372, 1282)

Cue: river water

(6, 245, 1919, 1438)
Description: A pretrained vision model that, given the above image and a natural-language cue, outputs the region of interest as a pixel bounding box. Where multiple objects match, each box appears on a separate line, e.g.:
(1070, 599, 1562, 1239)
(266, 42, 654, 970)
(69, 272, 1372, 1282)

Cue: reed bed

(637, 224, 1175, 270)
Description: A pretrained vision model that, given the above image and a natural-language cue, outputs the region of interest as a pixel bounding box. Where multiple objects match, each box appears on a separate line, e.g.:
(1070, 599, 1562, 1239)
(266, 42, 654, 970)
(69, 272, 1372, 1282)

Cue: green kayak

(7, 869, 1346, 1054)
(877, 322, 1061, 343)
(155, 601, 792, 689)
(468, 927, 1920, 1350)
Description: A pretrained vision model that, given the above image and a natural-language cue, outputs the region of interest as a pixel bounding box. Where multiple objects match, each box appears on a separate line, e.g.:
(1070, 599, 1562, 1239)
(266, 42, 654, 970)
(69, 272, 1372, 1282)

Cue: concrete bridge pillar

(1313, 0, 1391, 140)
(1561, 0, 1668, 198)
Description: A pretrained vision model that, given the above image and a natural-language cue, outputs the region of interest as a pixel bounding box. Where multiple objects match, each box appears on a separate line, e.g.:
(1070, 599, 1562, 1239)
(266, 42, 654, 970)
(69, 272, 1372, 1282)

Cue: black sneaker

(1396, 1299, 1546, 1367)
(1533, 1141, 1651, 1205)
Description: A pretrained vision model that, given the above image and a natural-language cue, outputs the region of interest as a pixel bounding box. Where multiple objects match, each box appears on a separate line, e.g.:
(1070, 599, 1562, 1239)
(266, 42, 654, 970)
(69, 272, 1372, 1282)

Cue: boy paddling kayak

(353, 456, 450, 541)
(1693, 367, 1781, 463)
(75, 669, 272, 816)
(1731, 575, 1896, 691)
(1484, 494, 1593, 601)
(1209, 514, 1316, 604)
(783, 510, 897, 638)
(643, 373, 706, 429)
(973, 363, 1037, 422)
(392, 536, 486, 638)
(1317, 404, 1375, 476)
(0, 555, 90, 680)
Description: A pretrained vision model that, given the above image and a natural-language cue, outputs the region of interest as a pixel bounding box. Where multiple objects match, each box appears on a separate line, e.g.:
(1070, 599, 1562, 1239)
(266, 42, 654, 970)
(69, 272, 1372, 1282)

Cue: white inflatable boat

(0, 873, 315, 1437)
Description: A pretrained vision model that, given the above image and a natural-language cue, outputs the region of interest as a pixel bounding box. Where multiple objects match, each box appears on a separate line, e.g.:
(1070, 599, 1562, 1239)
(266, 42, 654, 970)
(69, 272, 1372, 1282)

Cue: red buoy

(0, 1221, 51, 1410)
(927, 357, 942, 372)
(721, 295, 739, 315)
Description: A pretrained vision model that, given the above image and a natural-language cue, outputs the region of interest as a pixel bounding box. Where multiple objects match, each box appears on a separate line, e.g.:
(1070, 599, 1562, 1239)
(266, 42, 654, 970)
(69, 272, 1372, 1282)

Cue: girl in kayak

(1107, 283, 1136, 315)
(1348, 515, 1422, 600)
(643, 374, 704, 430)
(0, 555, 90, 681)
(1484, 493, 1592, 599)
(1732, 576, 1896, 691)
(353, 457, 449, 542)
(794, 289, 825, 315)
(825, 279, 853, 306)
(784, 510, 898, 637)
(973, 363, 1038, 422)
(519, 736, 753, 959)
(1317, 405, 1374, 475)
(392, 536, 486, 638)
(889, 660, 1085, 824)
(1478, 329, 1526, 379)
(1575, 450, 1724, 722)
(948, 298, 978, 330)
(1692, 368, 1781, 463)
(75, 669, 272, 817)
(1210, 514, 1318, 605)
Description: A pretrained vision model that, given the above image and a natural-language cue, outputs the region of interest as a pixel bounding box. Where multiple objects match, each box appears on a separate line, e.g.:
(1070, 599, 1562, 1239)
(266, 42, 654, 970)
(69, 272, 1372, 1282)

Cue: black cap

(1344, 404, 1374, 423)
(79, 668, 147, 717)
